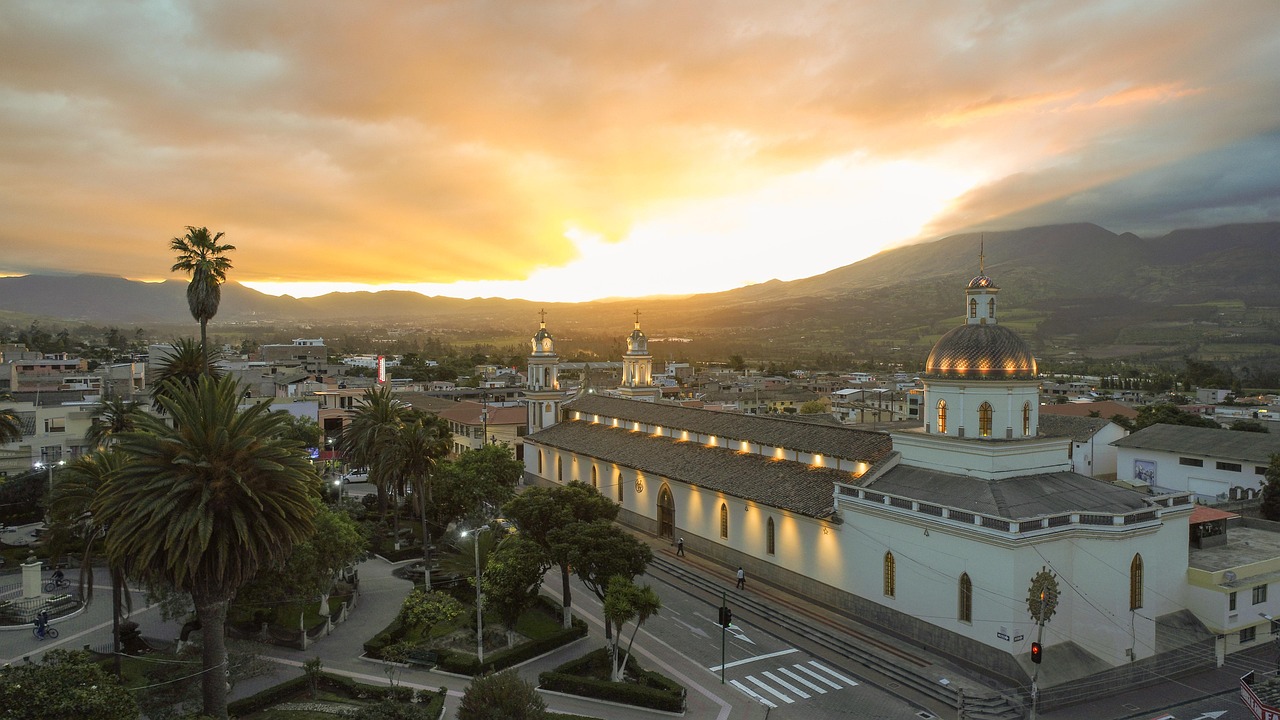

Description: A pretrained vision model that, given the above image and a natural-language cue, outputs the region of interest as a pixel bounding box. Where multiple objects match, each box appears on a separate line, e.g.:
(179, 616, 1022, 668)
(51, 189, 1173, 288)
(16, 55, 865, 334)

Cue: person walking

(676, 537, 685, 557)
(736, 566, 745, 590)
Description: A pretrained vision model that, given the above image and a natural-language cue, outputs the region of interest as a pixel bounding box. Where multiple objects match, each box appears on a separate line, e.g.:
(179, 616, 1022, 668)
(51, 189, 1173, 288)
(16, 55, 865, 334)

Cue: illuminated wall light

(740, 440, 750, 453)
(813, 454, 824, 467)
(654, 425, 663, 436)
(708, 435, 717, 447)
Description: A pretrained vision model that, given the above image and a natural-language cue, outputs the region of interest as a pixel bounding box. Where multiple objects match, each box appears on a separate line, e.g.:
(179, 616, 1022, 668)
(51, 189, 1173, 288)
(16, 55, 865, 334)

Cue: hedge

(227, 672, 446, 717)
(538, 648, 686, 713)
(363, 617, 406, 656)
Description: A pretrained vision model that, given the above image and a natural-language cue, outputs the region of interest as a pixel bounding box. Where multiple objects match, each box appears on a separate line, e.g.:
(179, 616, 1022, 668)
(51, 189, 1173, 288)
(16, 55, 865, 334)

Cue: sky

(2, 1, 1279, 303)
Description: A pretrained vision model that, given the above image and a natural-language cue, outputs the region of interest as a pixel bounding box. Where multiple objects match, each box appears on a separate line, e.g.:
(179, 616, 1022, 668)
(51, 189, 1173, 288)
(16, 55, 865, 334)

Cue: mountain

(3, 222, 1279, 363)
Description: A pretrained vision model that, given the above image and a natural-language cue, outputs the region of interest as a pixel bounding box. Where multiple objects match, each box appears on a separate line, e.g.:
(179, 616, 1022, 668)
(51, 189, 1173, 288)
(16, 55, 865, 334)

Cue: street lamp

(462, 525, 491, 665)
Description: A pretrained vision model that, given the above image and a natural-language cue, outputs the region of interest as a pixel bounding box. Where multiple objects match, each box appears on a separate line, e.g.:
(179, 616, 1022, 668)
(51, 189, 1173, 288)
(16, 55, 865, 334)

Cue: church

(521, 264, 1206, 701)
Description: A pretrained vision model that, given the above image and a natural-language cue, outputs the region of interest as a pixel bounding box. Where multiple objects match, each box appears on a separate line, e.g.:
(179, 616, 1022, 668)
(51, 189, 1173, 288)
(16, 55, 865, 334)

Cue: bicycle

(42, 577, 70, 593)
(33, 625, 59, 640)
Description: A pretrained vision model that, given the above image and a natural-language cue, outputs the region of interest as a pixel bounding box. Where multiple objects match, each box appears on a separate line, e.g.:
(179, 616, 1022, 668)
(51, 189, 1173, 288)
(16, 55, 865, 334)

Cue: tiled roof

(527, 420, 850, 518)
(1112, 424, 1280, 463)
(564, 394, 891, 464)
(1038, 414, 1112, 442)
(1040, 401, 1138, 420)
(866, 465, 1152, 519)
(437, 401, 526, 426)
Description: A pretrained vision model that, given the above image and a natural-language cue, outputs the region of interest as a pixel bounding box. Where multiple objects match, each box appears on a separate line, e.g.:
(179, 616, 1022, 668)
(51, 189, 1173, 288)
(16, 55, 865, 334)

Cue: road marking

(794, 663, 843, 689)
(671, 616, 711, 639)
(808, 660, 859, 687)
(730, 679, 777, 708)
(747, 674, 794, 703)
(778, 666, 827, 693)
(764, 670, 810, 699)
(709, 647, 799, 672)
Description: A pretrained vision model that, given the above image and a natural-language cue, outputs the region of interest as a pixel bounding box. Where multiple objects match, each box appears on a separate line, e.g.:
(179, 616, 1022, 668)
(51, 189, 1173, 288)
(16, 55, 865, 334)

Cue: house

(437, 401, 527, 459)
(1113, 424, 1280, 500)
(1037, 414, 1127, 479)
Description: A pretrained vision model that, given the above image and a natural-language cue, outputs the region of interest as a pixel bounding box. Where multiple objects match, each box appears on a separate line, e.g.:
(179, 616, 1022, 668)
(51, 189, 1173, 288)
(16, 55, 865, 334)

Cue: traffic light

(718, 606, 733, 628)
(1031, 642, 1042, 664)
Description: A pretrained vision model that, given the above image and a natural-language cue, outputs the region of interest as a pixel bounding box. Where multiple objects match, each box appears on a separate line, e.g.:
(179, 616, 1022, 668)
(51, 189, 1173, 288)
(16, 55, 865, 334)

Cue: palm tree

(48, 449, 132, 674)
(95, 374, 317, 719)
(336, 385, 407, 515)
(151, 338, 222, 411)
(379, 413, 451, 587)
(0, 393, 24, 445)
(85, 396, 143, 448)
(169, 226, 235, 374)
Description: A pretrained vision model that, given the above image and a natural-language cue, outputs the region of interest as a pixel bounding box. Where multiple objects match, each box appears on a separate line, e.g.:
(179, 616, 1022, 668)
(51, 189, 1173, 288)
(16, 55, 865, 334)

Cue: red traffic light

(1031, 641, 1042, 664)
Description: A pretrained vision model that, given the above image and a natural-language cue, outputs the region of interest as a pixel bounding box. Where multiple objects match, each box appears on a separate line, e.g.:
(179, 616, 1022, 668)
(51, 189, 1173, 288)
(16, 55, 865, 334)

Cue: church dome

(626, 327, 648, 354)
(967, 275, 996, 289)
(924, 324, 1037, 380)
(530, 324, 555, 354)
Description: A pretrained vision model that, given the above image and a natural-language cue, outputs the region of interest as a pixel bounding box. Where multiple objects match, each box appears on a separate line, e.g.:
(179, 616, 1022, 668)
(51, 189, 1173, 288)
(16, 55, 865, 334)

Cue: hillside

(3, 222, 1279, 366)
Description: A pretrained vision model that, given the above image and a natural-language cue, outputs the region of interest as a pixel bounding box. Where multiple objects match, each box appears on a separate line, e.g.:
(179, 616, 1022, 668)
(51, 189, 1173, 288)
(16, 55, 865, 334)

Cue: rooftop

(1189, 525, 1280, 573)
(1113, 423, 1280, 463)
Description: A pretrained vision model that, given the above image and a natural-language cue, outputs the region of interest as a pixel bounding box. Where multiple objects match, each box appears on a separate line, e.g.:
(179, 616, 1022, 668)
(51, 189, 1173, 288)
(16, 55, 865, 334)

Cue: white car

(342, 470, 370, 484)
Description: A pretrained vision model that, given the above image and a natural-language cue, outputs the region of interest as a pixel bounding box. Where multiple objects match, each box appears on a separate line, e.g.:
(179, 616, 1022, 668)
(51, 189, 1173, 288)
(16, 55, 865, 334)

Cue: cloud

(0, 1, 1278, 299)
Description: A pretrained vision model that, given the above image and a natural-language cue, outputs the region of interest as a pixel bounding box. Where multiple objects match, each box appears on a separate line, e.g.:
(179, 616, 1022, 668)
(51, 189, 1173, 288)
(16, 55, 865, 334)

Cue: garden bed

(538, 647, 686, 713)
(229, 671, 446, 718)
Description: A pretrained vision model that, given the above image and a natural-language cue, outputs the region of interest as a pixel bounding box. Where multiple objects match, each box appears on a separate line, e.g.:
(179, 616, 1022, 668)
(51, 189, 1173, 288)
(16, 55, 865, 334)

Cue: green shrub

(227, 671, 411, 716)
(436, 614, 587, 675)
(363, 617, 406, 656)
(538, 648, 685, 713)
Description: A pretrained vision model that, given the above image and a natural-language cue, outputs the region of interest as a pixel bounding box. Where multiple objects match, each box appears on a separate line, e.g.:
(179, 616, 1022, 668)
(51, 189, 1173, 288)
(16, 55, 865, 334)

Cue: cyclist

(50, 568, 65, 585)
(35, 610, 49, 639)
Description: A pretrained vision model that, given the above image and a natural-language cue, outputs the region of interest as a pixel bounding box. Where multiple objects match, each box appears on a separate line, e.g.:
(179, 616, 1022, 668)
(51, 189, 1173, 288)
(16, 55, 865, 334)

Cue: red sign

(1242, 672, 1280, 720)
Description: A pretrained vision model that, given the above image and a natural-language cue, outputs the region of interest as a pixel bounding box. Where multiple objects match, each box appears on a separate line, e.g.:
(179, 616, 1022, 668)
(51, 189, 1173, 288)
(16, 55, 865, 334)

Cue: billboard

(1242, 671, 1280, 720)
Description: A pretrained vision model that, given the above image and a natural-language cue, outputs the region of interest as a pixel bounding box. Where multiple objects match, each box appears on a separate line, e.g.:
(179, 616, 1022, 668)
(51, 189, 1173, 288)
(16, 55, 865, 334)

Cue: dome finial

(538, 307, 547, 329)
(634, 308, 642, 330)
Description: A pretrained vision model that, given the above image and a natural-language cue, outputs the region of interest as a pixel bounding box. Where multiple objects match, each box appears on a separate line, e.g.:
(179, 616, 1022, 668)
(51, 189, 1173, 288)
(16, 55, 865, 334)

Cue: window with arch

(617, 472, 624, 503)
(987, 298, 995, 318)
(978, 402, 993, 437)
(937, 400, 948, 434)
(1130, 554, 1144, 610)
(720, 503, 729, 539)
(557, 456, 562, 482)
(766, 517, 775, 555)
(538, 451, 543, 474)
(591, 465, 598, 490)
(884, 552, 896, 597)
(959, 573, 973, 623)
(969, 298, 977, 318)
(1022, 401, 1031, 436)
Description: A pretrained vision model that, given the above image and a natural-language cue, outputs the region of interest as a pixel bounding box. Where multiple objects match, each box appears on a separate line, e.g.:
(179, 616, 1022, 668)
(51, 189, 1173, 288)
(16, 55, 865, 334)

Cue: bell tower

(618, 310, 660, 402)
(526, 310, 563, 432)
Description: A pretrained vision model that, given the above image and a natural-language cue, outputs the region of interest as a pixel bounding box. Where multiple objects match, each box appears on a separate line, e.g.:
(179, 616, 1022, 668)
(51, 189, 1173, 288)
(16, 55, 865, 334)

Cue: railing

(837, 484, 1187, 538)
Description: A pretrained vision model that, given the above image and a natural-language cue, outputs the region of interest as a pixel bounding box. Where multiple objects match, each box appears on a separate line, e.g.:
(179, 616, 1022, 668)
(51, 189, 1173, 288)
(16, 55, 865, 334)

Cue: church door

(657, 485, 675, 539)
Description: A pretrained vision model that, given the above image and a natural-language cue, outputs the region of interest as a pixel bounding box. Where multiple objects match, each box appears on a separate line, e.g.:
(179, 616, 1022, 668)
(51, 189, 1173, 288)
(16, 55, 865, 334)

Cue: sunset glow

(2, 2, 1278, 302)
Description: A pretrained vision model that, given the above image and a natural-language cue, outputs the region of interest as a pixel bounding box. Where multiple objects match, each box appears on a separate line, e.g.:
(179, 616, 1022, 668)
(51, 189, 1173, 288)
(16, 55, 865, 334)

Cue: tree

(729, 354, 746, 372)
(0, 403, 22, 444)
(603, 576, 662, 681)
(433, 443, 525, 530)
(96, 374, 318, 720)
(338, 385, 408, 515)
(1133, 403, 1222, 431)
(560, 520, 653, 641)
(481, 536, 551, 647)
(799, 400, 827, 415)
(85, 395, 143, 448)
(170, 225, 235, 374)
(275, 412, 323, 450)
(456, 670, 547, 720)
(503, 482, 619, 628)
(1261, 454, 1280, 521)
(379, 413, 450, 587)
(0, 649, 137, 720)
(1230, 419, 1270, 434)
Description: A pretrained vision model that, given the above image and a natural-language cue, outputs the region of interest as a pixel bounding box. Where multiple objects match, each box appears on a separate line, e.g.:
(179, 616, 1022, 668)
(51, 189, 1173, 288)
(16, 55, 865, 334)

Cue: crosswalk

(727, 660, 859, 708)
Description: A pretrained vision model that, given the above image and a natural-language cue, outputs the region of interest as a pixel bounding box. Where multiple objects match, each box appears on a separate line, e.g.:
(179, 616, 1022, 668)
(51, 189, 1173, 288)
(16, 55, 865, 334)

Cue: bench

(405, 649, 438, 668)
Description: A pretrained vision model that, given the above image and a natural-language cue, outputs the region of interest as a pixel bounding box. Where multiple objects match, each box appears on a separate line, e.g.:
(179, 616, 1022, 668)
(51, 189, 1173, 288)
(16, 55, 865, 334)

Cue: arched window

(978, 402, 993, 437)
(1022, 401, 1032, 436)
(766, 517, 775, 555)
(537, 452, 543, 474)
(617, 472, 624, 503)
(657, 484, 674, 539)
(557, 456, 562, 482)
(969, 298, 977, 318)
(591, 465, 598, 490)
(987, 298, 995, 318)
(720, 503, 729, 539)
(1130, 554, 1144, 610)
(884, 552, 896, 597)
(959, 573, 973, 623)
(937, 400, 947, 434)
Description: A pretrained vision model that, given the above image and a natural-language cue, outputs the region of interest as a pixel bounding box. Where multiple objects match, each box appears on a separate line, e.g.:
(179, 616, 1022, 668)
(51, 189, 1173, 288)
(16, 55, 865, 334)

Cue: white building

(523, 262, 1204, 708)
(1113, 424, 1280, 501)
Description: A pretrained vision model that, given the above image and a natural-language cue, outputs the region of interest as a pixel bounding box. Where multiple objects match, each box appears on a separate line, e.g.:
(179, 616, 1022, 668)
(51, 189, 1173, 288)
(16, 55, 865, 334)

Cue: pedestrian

(676, 537, 685, 557)
(736, 566, 745, 590)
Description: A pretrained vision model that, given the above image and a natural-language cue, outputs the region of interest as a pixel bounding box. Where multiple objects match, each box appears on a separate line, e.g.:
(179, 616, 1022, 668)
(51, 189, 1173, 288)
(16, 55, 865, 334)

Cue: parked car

(343, 469, 370, 484)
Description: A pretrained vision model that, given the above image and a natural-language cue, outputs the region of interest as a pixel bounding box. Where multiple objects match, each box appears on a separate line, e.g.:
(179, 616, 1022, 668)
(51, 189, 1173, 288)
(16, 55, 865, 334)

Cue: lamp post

(463, 525, 491, 665)
(35, 460, 65, 521)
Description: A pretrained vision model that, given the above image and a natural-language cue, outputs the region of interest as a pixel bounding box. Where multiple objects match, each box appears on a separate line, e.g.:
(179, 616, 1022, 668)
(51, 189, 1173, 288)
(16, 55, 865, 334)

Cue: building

(1037, 414, 1127, 479)
(438, 401, 527, 458)
(1113, 424, 1280, 501)
(522, 260, 1205, 709)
